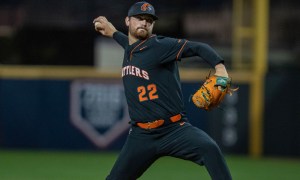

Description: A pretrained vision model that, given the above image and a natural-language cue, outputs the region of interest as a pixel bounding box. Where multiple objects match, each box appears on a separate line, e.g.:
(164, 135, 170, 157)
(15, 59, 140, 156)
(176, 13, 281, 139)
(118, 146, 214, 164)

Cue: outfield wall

(0, 77, 248, 153)
(0, 66, 299, 157)
(0, 66, 249, 154)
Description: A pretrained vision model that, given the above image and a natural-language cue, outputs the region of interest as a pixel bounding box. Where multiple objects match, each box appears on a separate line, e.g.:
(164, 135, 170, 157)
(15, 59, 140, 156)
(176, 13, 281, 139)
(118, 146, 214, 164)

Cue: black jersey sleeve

(181, 41, 224, 67)
(155, 36, 188, 64)
(112, 31, 128, 49)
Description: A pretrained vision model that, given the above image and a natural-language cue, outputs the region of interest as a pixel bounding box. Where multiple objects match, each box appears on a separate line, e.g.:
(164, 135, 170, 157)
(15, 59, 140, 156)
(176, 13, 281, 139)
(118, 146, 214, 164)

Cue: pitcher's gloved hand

(192, 75, 238, 111)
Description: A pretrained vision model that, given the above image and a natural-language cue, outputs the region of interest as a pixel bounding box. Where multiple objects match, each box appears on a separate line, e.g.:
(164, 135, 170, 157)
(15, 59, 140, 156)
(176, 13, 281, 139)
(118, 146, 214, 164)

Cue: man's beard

(130, 27, 150, 40)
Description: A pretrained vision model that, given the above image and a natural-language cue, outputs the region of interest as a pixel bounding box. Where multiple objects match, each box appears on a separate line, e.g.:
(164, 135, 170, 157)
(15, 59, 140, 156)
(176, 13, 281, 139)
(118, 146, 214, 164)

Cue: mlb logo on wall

(70, 79, 130, 149)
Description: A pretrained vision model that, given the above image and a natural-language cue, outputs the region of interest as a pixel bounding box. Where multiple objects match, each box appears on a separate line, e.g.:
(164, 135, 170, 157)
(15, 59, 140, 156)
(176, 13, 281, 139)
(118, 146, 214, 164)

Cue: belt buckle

(147, 122, 151, 129)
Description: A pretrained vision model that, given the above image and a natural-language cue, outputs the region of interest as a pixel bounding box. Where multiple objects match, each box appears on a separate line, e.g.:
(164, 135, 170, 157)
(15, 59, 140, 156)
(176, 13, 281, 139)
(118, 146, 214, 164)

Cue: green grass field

(0, 150, 300, 180)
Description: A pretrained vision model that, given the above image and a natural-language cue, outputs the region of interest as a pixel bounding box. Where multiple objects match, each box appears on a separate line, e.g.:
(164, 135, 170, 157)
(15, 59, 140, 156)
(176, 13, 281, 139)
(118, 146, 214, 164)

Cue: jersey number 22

(137, 84, 159, 102)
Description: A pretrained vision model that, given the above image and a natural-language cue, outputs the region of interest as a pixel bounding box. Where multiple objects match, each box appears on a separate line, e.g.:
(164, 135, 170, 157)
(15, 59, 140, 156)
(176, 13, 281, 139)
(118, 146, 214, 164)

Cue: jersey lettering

(137, 84, 159, 102)
(135, 67, 142, 77)
(122, 65, 149, 80)
(131, 66, 135, 76)
(142, 70, 149, 80)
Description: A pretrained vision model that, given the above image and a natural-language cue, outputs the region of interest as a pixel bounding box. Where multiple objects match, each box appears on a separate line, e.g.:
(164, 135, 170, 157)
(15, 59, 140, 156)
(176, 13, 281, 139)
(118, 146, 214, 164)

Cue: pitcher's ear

(125, 17, 130, 27)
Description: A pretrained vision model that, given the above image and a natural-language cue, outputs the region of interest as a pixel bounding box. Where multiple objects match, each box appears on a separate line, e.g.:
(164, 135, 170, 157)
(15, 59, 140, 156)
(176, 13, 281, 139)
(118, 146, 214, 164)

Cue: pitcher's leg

(106, 128, 158, 180)
(199, 136, 232, 180)
(160, 123, 232, 180)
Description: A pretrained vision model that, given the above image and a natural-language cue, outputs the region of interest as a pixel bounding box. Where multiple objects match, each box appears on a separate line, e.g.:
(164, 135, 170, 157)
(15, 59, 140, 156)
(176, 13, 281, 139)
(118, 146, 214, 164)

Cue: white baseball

(94, 22, 100, 26)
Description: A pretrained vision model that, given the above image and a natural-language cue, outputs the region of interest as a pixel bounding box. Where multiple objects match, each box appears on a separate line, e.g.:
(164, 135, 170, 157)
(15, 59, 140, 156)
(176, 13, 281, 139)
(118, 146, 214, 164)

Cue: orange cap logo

(141, 3, 151, 11)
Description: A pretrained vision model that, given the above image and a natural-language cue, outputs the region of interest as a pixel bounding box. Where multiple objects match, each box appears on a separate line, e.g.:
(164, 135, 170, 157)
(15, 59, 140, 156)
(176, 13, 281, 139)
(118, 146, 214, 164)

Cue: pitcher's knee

(191, 140, 222, 163)
(203, 139, 222, 155)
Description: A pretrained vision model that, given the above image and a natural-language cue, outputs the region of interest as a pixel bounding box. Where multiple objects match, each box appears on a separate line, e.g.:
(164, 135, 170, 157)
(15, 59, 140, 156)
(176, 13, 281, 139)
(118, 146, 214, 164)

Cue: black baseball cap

(128, 1, 158, 20)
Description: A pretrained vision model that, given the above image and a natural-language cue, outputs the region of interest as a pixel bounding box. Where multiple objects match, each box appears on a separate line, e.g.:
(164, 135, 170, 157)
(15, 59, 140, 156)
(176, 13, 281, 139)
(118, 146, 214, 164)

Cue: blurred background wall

(0, 0, 299, 157)
(0, 0, 299, 68)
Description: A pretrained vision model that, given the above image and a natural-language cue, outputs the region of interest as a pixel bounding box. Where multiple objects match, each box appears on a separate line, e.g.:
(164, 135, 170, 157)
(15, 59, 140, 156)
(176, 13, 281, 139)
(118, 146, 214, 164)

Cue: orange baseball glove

(192, 75, 237, 111)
